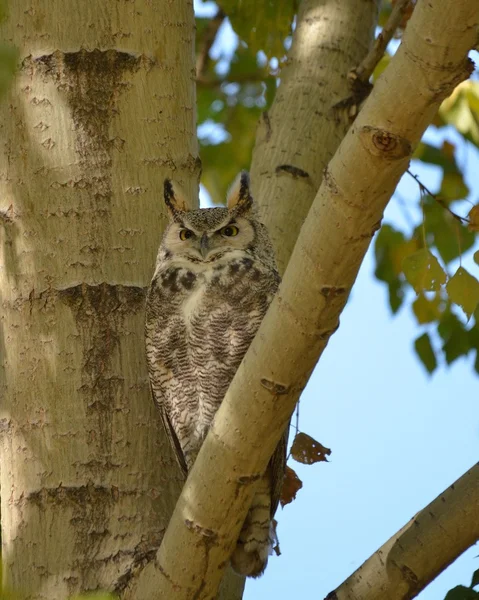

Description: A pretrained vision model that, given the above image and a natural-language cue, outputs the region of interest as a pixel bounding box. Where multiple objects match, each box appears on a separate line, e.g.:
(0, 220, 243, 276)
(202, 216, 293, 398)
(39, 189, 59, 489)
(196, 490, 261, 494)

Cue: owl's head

(159, 172, 273, 267)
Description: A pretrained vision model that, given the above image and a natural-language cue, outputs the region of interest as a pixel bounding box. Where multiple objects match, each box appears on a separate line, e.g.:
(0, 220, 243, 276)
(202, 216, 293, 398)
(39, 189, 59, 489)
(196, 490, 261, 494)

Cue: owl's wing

(269, 420, 290, 517)
(150, 384, 188, 478)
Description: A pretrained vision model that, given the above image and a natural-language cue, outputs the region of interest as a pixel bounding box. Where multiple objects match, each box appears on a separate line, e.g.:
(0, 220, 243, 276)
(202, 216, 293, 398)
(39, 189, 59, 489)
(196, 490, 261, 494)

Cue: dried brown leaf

(290, 432, 331, 465)
(280, 466, 303, 508)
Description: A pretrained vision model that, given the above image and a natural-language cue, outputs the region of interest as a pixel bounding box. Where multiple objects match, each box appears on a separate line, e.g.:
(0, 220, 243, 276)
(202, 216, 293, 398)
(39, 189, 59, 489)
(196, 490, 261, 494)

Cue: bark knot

(360, 126, 411, 159)
(320, 285, 346, 298)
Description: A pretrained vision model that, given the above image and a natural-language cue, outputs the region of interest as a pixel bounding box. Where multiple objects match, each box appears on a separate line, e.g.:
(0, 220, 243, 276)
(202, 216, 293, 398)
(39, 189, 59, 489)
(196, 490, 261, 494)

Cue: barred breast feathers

(145, 171, 287, 577)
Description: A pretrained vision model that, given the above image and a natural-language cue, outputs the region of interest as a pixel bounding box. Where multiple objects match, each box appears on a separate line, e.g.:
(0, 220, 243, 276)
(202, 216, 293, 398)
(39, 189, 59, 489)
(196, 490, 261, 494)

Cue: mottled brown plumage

(145, 172, 287, 577)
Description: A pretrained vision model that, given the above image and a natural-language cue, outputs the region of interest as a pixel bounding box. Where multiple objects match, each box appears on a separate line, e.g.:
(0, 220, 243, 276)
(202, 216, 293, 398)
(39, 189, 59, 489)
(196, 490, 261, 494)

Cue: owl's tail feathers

(230, 479, 278, 578)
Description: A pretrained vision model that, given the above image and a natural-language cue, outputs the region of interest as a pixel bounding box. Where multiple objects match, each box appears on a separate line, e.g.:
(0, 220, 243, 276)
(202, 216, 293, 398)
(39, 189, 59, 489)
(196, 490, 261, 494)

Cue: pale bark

(124, 0, 478, 598)
(0, 1, 202, 598)
(250, 0, 379, 274)
(325, 463, 479, 600)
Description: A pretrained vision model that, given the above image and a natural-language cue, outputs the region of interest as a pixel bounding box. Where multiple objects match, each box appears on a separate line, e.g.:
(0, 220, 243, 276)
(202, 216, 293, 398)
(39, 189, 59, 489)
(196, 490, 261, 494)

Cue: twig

(407, 169, 469, 225)
(195, 8, 226, 81)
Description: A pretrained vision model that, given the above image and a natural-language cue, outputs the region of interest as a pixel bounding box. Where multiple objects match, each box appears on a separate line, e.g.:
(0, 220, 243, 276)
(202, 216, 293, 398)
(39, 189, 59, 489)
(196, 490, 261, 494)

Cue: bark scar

(184, 519, 218, 540)
(260, 378, 290, 395)
(275, 164, 310, 179)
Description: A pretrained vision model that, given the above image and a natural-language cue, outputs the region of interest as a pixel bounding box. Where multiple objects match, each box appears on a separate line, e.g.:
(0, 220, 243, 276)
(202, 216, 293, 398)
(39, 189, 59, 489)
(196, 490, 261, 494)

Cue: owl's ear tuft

(227, 171, 253, 214)
(164, 179, 188, 218)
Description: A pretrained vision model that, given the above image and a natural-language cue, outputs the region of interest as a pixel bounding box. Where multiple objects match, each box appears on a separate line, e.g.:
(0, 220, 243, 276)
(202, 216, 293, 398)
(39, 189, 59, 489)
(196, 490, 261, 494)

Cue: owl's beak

(200, 233, 210, 259)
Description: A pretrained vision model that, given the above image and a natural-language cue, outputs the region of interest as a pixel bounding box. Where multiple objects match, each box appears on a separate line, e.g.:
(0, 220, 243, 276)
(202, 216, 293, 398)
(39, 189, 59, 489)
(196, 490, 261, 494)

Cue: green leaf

(444, 586, 479, 600)
(414, 141, 460, 176)
(222, 0, 295, 58)
(440, 171, 469, 202)
(412, 293, 442, 324)
(446, 267, 479, 319)
(414, 333, 437, 374)
(474, 250, 479, 266)
(229, 45, 264, 79)
(438, 311, 472, 365)
(374, 225, 418, 313)
(403, 249, 447, 293)
(471, 569, 479, 589)
(438, 310, 464, 340)
(417, 197, 475, 264)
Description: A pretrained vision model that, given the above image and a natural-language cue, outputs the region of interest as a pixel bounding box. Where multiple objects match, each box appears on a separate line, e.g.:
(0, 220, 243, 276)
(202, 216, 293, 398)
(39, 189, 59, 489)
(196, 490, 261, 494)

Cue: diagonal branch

(124, 0, 478, 598)
(325, 463, 479, 600)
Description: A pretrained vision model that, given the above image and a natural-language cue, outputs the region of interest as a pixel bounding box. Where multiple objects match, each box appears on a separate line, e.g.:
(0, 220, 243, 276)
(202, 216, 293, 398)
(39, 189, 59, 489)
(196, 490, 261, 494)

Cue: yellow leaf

(412, 293, 442, 324)
(403, 249, 447, 293)
(390, 238, 418, 275)
(468, 204, 479, 232)
(446, 267, 479, 319)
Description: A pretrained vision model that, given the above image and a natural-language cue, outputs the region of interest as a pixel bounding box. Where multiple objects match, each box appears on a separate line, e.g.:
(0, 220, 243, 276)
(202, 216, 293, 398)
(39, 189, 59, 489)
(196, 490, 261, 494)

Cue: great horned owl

(145, 172, 287, 577)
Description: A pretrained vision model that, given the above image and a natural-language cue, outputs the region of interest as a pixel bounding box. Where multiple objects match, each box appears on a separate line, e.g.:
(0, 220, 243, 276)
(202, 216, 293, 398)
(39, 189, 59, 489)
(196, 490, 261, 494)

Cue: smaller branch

(350, 0, 412, 85)
(407, 170, 470, 224)
(325, 463, 479, 600)
(333, 0, 412, 117)
(196, 8, 226, 81)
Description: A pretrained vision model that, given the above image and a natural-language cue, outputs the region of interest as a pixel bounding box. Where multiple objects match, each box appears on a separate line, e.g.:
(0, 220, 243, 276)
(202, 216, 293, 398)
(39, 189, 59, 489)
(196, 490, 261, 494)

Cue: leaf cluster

(444, 569, 479, 599)
(375, 135, 479, 375)
(195, 1, 295, 203)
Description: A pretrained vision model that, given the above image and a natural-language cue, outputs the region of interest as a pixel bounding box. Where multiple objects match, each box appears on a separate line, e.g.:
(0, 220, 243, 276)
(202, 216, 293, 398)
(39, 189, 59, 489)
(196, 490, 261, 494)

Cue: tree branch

(124, 0, 478, 597)
(251, 0, 379, 275)
(334, 0, 413, 117)
(325, 463, 479, 600)
(351, 0, 412, 85)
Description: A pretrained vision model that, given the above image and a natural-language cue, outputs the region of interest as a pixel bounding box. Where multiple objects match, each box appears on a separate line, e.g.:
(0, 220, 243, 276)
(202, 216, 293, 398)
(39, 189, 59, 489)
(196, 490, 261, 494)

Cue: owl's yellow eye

(220, 224, 239, 237)
(179, 229, 193, 241)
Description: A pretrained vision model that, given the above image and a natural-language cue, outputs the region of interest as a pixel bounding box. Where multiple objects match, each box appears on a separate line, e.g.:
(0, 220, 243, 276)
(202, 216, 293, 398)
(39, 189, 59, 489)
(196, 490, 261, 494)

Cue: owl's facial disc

(164, 214, 254, 264)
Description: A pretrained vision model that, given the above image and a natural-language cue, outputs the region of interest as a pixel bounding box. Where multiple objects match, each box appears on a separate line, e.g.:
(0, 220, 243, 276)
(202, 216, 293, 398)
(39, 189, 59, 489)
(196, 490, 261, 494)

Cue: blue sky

(244, 137, 479, 599)
(246, 180, 479, 599)
(194, 2, 479, 597)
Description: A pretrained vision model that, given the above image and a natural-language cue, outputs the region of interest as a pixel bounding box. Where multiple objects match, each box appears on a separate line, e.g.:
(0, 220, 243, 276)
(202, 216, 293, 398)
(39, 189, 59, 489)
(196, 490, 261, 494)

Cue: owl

(145, 171, 287, 578)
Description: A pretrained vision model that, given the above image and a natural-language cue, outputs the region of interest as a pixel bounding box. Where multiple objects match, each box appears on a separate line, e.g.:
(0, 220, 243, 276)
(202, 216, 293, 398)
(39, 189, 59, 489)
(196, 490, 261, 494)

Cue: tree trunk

(0, 1, 202, 597)
(251, 0, 379, 274)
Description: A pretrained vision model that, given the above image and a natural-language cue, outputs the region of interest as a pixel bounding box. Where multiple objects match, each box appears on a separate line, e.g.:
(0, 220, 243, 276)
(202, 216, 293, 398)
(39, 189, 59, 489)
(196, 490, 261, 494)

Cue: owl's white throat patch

(182, 281, 206, 323)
